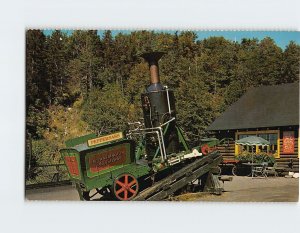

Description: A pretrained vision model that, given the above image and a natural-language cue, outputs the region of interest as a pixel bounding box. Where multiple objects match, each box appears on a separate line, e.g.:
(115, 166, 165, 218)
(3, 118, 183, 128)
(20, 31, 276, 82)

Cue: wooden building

(207, 82, 299, 172)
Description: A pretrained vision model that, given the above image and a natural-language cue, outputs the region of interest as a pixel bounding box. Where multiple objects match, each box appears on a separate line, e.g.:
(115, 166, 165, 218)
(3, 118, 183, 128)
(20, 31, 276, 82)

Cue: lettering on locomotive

(87, 132, 123, 147)
(88, 146, 127, 173)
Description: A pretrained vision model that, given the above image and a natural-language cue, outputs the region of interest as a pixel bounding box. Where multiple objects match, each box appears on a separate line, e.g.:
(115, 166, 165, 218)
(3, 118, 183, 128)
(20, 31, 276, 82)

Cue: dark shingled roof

(207, 83, 299, 131)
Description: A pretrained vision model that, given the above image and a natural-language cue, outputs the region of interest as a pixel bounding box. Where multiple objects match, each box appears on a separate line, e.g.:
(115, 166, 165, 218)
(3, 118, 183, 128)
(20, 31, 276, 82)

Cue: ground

(25, 185, 80, 201)
(25, 176, 299, 202)
(175, 176, 299, 202)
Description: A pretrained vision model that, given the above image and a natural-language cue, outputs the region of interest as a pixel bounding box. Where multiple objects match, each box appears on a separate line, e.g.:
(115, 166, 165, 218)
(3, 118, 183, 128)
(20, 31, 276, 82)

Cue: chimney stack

(141, 52, 165, 92)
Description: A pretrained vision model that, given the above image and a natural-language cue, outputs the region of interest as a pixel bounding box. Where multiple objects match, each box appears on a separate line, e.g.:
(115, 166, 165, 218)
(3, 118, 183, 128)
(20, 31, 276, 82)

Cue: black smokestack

(140, 52, 180, 157)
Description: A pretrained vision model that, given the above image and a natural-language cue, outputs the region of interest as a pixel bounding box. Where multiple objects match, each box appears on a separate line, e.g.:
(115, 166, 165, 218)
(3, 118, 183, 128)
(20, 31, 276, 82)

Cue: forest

(26, 29, 299, 172)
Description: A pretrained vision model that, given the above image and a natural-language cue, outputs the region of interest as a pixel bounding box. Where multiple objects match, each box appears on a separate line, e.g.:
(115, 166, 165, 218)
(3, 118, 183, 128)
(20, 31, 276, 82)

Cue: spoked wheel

(232, 165, 238, 176)
(113, 174, 139, 201)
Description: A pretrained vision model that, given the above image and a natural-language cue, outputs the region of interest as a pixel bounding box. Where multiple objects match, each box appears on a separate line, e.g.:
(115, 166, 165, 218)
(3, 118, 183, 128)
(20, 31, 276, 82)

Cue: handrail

(25, 163, 70, 187)
(33, 163, 66, 168)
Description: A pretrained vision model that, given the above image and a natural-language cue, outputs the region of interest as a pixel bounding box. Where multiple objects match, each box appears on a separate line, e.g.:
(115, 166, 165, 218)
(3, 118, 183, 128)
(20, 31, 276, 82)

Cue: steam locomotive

(60, 52, 220, 201)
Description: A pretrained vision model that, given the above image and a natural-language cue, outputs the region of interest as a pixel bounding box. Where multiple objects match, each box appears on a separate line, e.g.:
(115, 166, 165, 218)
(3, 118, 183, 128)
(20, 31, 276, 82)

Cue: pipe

(140, 52, 165, 86)
(154, 131, 164, 162)
(128, 131, 165, 162)
(158, 127, 167, 161)
(165, 86, 172, 115)
(128, 126, 167, 161)
(160, 117, 176, 127)
(129, 117, 176, 162)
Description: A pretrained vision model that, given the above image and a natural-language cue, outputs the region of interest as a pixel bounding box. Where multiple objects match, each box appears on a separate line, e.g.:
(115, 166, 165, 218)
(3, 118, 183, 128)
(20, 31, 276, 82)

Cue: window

(268, 133, 278, 154)
(235, 130, 279, 157)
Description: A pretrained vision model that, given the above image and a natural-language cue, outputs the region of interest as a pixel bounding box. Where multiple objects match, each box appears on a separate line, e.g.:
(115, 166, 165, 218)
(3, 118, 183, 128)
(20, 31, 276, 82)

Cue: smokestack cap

(140, 51, 165, 65)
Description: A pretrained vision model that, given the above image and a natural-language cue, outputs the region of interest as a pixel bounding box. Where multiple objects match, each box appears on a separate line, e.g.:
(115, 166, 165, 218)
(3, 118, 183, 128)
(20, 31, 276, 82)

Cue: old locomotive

(60, 52, 222, 201)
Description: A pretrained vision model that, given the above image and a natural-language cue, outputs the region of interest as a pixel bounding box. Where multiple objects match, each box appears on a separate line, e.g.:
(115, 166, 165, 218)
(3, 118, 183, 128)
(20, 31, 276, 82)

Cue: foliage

(44, 101, 91, 146)
(26, 30, 48, 107)
(236, 151, 276, 165)
(44, 30, 71, 105)
(175, 75, 223, 141)
(66, 30, 102, 98)
(82, 84, 132, 134)
(26, 139, 58, 181)
(26, 104, 49, 138)
(281, 41, 300, 83)
(32, 140, 58, 165)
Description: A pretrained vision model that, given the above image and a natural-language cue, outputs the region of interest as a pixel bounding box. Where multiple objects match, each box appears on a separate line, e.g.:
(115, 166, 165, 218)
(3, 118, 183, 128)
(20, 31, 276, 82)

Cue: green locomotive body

(60, 132, 151, 200)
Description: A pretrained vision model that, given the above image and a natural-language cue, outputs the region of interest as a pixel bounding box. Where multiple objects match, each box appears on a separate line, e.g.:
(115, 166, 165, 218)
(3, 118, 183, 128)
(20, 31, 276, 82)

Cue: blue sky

(43, 29, 299, 49)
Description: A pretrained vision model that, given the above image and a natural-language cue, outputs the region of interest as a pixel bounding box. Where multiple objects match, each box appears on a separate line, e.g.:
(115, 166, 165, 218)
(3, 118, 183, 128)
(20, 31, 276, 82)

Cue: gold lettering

(87, 132, 123, 147)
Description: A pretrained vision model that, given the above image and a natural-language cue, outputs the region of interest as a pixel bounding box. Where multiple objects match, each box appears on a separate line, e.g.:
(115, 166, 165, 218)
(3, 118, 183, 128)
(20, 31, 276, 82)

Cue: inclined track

(133, 151, 222, 201)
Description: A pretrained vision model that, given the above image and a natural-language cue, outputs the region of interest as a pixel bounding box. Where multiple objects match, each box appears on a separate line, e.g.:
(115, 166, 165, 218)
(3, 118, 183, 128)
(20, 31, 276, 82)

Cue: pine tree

(82, 83, 131, 134)
(26, 30, 49, 138)
(45, 30, 70, 105)
(281, 41, 300, 83)
(255, 37, 282, 85)
(67, 30, 102, 98)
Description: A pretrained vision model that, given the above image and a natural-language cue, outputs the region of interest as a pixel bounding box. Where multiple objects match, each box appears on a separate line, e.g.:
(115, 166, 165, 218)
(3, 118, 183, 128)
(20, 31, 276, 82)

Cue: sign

(64, 155, 80, 178)
(282, 131, 294, 154)
(87, 132, 123, 147)
(87, 146, 127, 174)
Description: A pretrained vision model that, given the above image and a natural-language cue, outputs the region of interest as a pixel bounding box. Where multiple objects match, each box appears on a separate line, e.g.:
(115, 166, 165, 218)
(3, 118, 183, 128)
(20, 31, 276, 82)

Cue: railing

(25, 164, 71, 189)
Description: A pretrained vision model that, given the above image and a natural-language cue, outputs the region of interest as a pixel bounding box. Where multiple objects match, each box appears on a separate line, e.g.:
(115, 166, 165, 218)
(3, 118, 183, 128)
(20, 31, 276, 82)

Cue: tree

(82, 83, 132, 135)
(176, 74, 223, 142)
(223, 80, 247, 106)
(177, 31, 198, 59)
(26, 30, 48, 107)
(26, 30, 49, 138)
(126, 62, 149, 105)
(254, 37, 282, 85)
(45, 30, 70, 105)
(67, 30, 102, 98)
(234, 38, 259, 88)
(281, 41, 300, 83)
(198, 37, 237, 94)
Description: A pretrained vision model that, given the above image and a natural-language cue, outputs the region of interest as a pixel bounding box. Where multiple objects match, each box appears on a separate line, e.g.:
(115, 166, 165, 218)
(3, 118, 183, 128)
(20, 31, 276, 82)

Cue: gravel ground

(25, 176, 299, 202)
(176, 176, 299, 202)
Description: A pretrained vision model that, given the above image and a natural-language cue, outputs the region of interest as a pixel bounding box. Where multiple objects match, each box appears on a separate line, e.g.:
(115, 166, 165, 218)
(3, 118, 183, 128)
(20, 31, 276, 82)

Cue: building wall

(215, 131, 236, 161)
(214, 126, 299, 172)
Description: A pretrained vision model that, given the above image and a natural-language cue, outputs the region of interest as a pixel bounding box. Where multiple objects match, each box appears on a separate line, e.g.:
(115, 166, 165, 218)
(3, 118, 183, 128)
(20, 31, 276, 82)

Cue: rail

(134, 151, 223, 201)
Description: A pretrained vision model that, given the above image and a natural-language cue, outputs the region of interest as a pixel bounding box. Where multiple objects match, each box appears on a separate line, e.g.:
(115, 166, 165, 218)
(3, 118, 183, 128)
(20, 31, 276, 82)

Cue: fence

(25, 163, 71, 189)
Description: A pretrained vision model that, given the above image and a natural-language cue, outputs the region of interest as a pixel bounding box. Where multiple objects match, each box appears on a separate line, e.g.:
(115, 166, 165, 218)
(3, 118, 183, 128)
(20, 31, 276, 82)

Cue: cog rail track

(133, 151, 222, 201)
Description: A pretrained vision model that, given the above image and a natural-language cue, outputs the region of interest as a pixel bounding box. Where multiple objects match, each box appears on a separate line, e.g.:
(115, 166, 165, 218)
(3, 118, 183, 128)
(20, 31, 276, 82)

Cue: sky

(43, 29, 300, 49)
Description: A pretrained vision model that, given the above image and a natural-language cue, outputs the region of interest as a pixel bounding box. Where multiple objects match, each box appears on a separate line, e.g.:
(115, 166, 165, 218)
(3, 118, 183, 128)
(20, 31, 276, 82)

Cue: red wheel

(113, 174, 139, 201)
(201, 144, 210, 155)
